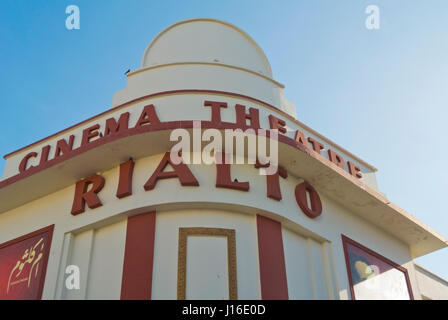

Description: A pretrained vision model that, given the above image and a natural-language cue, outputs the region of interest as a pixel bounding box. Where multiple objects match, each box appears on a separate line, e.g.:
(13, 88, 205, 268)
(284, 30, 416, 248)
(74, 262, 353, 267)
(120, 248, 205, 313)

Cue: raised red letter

(19, 152, 38, 173)
(327, 149, 345, 169)
(307, 137, 324, 154)
(235, 104, 260, 129)
(55, 135, 75, 158)
(116, 159, 135, 198)
(71, 175, 105, 215)
(144, 152, 199, 190)
(135, 105, 160, 128)
(204, 100, 227, 125)
(216, 153, 249, 191)
(268, 115, 287, 134)
(294, 130, 309, 150)
(347, 161, 362, 179)
(105, 112, 130, 136)
(255, 161, 287, 201)
(295, 182, 322, 219)
(81, 124, 101, 146)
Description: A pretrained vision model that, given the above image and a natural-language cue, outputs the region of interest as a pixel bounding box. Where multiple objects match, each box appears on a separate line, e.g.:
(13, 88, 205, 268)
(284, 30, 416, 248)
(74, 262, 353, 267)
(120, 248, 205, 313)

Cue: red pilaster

(256, 215, 289, 299)
(120, 211, 156, 300)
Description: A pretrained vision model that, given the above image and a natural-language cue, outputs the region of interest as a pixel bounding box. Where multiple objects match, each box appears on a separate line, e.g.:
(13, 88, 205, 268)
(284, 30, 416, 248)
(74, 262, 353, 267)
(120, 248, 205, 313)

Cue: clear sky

(0, 1, 447, 281)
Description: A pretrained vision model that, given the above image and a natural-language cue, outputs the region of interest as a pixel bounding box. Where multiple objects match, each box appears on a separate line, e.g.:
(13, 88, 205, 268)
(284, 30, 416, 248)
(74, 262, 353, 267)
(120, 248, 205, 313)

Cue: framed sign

(0, 225, 54, 300)
(342, 235, 413, 300)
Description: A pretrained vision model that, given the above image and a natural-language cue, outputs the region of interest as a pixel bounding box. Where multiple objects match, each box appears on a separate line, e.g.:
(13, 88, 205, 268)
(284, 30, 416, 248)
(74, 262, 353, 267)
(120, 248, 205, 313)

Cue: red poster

(0, 225, 54, 300)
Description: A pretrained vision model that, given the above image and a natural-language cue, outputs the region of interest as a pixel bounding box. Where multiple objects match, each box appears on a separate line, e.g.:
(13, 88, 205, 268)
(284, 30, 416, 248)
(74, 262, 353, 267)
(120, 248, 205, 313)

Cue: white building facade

(0, 18, 446, 300)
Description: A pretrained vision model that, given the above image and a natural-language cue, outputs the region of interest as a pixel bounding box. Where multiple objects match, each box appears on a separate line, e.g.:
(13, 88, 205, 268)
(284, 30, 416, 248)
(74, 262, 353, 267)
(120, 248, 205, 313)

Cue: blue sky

(0, 1, 447, 281)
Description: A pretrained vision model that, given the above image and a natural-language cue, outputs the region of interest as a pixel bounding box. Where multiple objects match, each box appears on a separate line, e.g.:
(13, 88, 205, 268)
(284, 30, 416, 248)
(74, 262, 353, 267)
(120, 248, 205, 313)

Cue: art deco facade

(0, 19, 446, 300)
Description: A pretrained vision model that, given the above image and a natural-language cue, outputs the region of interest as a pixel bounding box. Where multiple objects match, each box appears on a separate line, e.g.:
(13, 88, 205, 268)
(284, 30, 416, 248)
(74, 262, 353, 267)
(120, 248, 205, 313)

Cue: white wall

(59, 219, 127, 300)
(152, 209, 261, 300)
(0, 148, 423, 299)
(414, 264, 448, 300)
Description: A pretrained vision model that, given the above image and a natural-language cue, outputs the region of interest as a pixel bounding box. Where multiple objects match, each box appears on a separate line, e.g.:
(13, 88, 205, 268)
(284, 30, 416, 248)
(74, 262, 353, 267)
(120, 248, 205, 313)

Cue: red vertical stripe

(256, 215, 289, 299)
(120, 211, 156, 300)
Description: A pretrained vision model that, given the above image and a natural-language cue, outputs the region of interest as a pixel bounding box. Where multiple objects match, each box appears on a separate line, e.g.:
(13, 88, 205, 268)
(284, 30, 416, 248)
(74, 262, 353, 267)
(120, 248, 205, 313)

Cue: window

(342, 235, 413, 300)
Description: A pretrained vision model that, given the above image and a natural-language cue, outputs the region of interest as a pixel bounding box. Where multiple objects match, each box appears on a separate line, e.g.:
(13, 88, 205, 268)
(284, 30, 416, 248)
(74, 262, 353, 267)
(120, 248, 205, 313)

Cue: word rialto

(70, 152, 323, 220)
(17, 100, 363, 179)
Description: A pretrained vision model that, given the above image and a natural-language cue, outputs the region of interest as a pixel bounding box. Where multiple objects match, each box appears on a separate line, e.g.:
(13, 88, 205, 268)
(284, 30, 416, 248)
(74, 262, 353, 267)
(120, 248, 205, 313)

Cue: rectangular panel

(63, 229, 94, 300)
(177, 227, 237, 300)
(308, 239, 330, 299)
(152, 210, 258, 300)
(282, 228, 314, 300)
(0, 225, 54, 300)
(186, 236, 228, 300)
(62, 219, 127, 300)
(87, 220, 126, 299)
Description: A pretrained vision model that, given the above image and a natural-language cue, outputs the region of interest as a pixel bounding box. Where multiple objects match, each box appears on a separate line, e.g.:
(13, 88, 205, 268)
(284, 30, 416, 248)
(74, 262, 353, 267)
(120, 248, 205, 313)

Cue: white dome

(141, 18, 273, 78)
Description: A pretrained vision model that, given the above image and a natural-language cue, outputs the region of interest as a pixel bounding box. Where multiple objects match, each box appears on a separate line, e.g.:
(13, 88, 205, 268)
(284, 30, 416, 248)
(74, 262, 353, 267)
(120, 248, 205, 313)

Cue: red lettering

(116, 159, 135, 198)
(204, 100, 227, 125)
(105, 112, 130, 136)
(294, 130, 309, 150)
(144, 152, 199, 190)
(307, 137, 324, 154)
(71, 175, 105, 215)
(135, 105, 160, 128)
(328, 149, 345, 169)
(295, 182, 322, 219)
(81, 124, 101, 146)
(268, 115, 287, 134)
(18, 152, 38, 173)
(235, 104, 260, 129)
(55, 135, 75, 158)
(39, 145, 51, 166)
(255, 161, 287, 201)
(216, 153, 249, 191)
(347, 161, 362, 179)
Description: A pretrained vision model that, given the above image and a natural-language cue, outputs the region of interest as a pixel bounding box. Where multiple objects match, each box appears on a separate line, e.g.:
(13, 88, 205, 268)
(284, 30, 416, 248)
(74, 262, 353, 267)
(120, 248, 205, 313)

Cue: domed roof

(141, 18, 273, 78)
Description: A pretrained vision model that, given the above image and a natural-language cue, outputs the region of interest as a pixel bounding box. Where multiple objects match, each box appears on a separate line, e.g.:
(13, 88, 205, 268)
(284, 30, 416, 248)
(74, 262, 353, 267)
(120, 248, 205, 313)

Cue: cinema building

(0, 18, 447, 300)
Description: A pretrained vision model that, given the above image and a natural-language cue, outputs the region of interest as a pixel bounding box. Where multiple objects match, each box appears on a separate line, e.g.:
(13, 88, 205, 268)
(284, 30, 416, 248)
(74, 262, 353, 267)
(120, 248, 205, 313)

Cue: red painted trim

(0, 120, 310, 191)
(4, 90, 293, 159)
(341, 234, 414, 300)
(256, 215, 289, 299)
(121, 211, 156, 300)
(0, 224, 54, 300)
